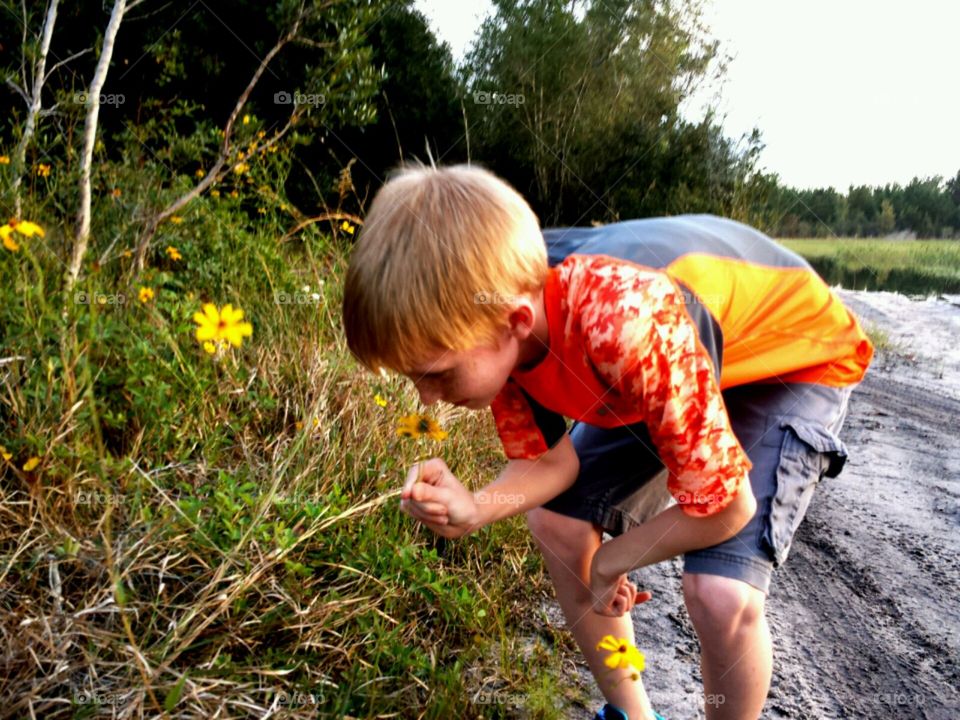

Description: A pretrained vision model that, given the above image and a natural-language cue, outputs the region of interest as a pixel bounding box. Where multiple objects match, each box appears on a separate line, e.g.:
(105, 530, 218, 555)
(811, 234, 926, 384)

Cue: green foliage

(462, 0, 759, 224)
(751, 172, 960, 239)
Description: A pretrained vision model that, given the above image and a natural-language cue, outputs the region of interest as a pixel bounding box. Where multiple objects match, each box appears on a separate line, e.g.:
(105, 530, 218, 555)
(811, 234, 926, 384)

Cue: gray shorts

(542, 382, 854, 594)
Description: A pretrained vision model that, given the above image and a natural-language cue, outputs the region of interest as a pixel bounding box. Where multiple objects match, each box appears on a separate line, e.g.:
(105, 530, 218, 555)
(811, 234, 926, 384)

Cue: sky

(414, 0, 959, 190)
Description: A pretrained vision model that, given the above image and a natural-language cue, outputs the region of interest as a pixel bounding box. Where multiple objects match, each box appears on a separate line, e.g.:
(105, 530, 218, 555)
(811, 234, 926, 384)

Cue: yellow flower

(121, 249, 132, 258)
(374, 393, 387, 407)
(195, 168, 205, 178)
(210, 189, 220, 198)
(1, 445, 12, 461)
(35, 163, 51, 177)
(202, 340, 217, 355)
(193, 302, 253, 349)
(267, 145, 278, 154)
(2, 219, 45, 252)
(340, 220, 355, 235)
(0, 155, 10, 164)
(242, 114, 250, 125)
(396, 413, 447, 441)
(9, 220, 45, 238)
(257, 207, 266, 215)
(257, 131, 266, 139)
(166, 246, 182, 261)
(111, 187, 122, 198)
(233, 162, 249, 175)
(169, 215, 183, 225)
(138, 286, 155, 303)
(22, 456, 41, 472)
(229, 190, 239, 199)
(596, 636, 645, 672)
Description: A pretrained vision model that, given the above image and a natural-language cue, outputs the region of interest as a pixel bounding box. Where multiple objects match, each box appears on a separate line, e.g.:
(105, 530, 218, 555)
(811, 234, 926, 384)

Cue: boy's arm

(590, 473, 756, 587)
(400, 432, 579, 538)
(473, 432, 580, 525)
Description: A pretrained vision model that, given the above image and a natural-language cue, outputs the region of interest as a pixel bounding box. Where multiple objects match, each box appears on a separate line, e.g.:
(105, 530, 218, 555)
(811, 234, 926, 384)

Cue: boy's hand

(400, 458, 481, 539)
(590, 566, 653, 617)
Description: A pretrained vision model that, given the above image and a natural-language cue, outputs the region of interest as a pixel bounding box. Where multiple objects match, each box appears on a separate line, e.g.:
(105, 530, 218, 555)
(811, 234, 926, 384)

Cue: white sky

(415, 0, 959, 190)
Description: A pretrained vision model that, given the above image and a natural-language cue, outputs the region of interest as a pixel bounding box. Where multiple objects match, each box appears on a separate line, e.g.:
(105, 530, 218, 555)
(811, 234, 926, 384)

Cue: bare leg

(683, 573, 771, 719)
(528, 508, 656, 720)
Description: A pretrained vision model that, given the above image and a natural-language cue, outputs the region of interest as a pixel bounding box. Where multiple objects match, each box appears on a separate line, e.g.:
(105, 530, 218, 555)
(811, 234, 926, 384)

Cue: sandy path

(558, 290, 960, 719)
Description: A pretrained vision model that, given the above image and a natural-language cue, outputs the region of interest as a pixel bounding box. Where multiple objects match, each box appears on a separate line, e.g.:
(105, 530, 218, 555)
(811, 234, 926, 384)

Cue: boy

(342, 164, 873, 720)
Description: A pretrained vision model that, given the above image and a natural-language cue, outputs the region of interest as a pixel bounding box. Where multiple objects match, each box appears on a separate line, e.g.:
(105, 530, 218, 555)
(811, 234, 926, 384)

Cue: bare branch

(132, 10, 306, 271)
(42, 48, 93, 84)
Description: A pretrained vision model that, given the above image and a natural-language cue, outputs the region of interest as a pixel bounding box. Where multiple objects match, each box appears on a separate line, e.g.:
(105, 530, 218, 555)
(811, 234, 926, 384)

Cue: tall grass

(0, 153, 576, 717)
(781, 238, 960, 294)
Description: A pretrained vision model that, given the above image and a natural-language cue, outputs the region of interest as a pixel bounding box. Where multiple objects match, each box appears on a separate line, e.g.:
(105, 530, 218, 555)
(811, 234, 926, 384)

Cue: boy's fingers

(635, 590, 653, 604)
(401, 458, 445, 498)
(409, 481, 453, 507)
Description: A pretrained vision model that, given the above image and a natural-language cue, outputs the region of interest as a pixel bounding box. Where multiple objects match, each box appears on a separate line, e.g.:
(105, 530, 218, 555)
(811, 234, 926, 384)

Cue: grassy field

(0, 172, 578, 717)
(780, 238, 960, 294)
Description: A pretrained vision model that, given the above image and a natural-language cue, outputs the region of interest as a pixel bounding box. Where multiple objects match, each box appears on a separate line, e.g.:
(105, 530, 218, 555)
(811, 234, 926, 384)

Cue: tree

(460, 0, 749, 225)
(878, 198, 896, 235)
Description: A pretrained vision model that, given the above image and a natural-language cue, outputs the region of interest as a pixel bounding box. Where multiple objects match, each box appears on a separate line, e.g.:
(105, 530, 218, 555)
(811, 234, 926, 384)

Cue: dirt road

(563, 290, 960, 719)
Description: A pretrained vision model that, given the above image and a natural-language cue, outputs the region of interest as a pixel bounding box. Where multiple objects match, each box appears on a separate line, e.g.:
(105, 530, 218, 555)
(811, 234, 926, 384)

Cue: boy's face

(402, 329, 520, 409)
(401, 295, 546, 409)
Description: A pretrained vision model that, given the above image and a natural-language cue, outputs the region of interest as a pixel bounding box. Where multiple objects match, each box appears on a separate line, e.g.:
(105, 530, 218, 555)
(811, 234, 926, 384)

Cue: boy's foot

(593, 704, 667, 720)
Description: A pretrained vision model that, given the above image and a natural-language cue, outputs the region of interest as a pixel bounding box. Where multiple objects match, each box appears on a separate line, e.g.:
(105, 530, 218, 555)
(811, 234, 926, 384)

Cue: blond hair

(342, 163, 546, 374)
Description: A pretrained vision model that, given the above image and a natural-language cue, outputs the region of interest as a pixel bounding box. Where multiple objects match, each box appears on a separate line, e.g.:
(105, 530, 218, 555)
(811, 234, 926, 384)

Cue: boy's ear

(506, 297, 536, 339)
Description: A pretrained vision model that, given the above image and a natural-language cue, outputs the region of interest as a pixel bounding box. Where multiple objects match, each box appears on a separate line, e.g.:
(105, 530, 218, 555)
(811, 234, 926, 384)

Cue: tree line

(3, 0, 957, 246)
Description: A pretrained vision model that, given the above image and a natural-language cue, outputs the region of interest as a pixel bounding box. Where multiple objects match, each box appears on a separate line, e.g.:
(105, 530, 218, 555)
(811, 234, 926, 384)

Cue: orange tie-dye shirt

(491, 254, 752, 518)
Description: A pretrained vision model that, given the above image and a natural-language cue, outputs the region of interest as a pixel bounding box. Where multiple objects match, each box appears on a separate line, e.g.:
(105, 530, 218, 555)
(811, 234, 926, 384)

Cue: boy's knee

(683, 573, 765, 639)
(526, 507, 596, 562)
